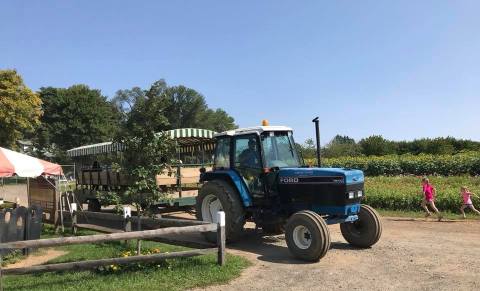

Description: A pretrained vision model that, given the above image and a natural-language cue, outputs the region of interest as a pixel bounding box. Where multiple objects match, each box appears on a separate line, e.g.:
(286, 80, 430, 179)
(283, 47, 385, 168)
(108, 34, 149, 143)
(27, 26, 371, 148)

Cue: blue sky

(2, 1, 479, 144)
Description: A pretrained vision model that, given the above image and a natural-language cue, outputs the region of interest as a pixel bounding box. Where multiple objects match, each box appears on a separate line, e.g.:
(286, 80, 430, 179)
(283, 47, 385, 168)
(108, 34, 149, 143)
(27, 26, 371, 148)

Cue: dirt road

(196, 217, 480, 291)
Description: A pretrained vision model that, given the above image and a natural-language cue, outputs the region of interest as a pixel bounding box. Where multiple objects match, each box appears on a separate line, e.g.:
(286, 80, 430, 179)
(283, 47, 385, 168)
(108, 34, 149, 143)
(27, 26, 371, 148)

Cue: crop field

(305, 151, 480, 176)
(364, 175, 480, 213)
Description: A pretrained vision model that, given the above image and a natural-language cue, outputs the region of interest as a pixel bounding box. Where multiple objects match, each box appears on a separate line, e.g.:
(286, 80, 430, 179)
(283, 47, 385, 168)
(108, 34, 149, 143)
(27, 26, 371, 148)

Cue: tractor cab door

(233, 134, 265, 196)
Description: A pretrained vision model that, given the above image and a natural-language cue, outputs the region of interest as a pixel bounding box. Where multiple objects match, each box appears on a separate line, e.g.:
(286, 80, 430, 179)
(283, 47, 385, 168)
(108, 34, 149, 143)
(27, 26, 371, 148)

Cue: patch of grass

(4, 253, 250, 291)
(2, 225, 251, 291)
(1, 250, 24, 266)
(40, 224, 98, 239)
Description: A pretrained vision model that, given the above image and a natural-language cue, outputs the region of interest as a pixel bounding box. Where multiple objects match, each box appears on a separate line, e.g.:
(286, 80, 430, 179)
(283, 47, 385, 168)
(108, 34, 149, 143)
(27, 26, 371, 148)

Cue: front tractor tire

(340, 204, 382, 248)
(196, 180, 246, 243)
(285, 210, 331, 262)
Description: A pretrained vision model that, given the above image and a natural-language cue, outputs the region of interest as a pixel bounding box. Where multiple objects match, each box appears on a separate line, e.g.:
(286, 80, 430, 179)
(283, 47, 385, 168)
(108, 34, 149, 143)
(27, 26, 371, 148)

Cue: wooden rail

(0, 212, 226, 291)
(62, 210, 210, 227)
(3, 248, 217, 275)
(0, 224, 216, 250)
(64, 210, 215, 249)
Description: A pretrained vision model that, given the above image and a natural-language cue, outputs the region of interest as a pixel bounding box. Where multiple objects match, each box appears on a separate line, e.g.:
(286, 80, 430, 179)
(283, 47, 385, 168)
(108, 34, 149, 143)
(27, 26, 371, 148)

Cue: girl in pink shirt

(460, 186, 480, 218)
(421, 177, 443, 221)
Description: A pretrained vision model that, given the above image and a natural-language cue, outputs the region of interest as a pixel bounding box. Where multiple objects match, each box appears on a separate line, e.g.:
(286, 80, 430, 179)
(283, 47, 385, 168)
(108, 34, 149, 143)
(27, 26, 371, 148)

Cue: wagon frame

(66, 128, 217, 211)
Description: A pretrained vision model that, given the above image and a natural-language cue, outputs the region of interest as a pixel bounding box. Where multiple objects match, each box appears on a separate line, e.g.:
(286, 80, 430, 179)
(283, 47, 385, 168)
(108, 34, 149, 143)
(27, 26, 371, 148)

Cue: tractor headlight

(348, 191, 355, 199)
(358, 191, 363, 197)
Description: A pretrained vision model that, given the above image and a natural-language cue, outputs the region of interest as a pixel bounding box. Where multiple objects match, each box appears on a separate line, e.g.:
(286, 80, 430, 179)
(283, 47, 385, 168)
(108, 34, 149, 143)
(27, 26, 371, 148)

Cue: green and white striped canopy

(165, 128, 216, 153)
(67, 128, 217, 157)
(66, 142, 124, 157)
(165, 128, 215, 145)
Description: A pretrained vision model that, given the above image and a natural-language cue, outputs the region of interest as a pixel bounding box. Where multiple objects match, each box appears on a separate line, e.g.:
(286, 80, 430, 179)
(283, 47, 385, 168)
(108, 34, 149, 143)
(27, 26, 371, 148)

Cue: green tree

(117, 131, 175, 213)
(115, 80, 236, 132)
(359, 135, 396, 156)
(111, 86, 146, 121)
(393, 137, 476, 155)
(330, 135, 356, 145)
(297, 138, 317, 159)
(426, 138, 455, 155)
(200, 108, 236, 132)
(163, 85, 208, 129)
(122, 81, 170, 136)
(113, 98, 176, 251)
(303, 134, 480, 157)
(0, 69, 42, 149)
(323, 135, 361, 158)
(35, 85, 120, 161)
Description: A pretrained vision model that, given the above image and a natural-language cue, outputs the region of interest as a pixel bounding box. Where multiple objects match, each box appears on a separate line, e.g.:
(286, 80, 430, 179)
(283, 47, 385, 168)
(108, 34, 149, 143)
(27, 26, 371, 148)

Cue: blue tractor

(196, 120, 382, 261)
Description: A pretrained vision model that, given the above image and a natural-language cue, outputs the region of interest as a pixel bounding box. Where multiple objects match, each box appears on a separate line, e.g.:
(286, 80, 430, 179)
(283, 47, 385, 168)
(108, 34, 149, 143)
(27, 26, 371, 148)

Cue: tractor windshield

(261, 131, 302, 168)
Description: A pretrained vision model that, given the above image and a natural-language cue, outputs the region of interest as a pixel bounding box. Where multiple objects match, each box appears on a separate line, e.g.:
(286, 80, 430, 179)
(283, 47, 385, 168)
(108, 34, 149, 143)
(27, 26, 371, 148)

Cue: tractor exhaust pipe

(312, 117, 321, 167)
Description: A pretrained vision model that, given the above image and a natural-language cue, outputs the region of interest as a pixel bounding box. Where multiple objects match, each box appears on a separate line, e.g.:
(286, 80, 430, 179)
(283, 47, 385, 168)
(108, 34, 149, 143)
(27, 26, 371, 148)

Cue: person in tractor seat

(238, 138, 261, 169)
(238, 138, 263, 194)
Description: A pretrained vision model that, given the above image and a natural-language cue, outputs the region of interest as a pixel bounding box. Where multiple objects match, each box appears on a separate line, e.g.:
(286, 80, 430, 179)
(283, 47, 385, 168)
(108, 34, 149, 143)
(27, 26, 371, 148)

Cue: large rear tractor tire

(285, 210, 331, 262)
(196, 180, 246, 243)
(340, 204, 382, 248)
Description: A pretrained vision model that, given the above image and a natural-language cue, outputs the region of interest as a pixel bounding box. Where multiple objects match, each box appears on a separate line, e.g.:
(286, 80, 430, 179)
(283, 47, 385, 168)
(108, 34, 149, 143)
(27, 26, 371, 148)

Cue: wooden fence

(60, 209, 215, 249)
(0, 211, 225, 290)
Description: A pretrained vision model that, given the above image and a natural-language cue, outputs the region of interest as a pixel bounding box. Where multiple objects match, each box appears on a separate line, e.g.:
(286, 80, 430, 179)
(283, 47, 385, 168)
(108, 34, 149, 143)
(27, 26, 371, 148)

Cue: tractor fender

(201, 169, 252, 207)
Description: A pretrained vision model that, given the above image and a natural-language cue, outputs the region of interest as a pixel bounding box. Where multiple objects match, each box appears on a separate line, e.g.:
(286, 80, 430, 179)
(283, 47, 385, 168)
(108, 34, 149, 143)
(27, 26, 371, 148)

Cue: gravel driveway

(195, 217, 480, 291)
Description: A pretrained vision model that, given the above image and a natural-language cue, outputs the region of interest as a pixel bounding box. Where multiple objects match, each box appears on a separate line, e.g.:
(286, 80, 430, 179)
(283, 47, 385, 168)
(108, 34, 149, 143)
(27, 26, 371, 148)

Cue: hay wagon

(67, 128, 216, 211)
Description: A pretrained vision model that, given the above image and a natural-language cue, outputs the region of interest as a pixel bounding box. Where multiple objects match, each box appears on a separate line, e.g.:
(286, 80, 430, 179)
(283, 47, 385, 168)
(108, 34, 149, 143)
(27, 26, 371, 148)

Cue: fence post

(136, 213, 142, 255)
(23, 208, 32, 256)
(123, 207, 131, 245)
(71, 203, 77, 235)
(216, 211, 225, 266)
(0, 254, 3, 291)
(59, 194, 65, 233)
(177, 165, 182, 198)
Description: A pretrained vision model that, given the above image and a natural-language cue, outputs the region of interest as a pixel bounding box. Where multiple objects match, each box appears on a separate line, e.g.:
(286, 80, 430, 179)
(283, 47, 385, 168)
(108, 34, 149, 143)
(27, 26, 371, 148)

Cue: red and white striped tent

(0, 147, 63, 178)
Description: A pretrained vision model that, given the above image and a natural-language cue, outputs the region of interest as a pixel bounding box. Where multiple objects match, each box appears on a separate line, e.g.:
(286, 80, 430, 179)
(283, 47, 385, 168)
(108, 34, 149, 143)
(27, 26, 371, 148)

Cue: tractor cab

(197, 121, 382, 262)
(211, 125, 301, 199)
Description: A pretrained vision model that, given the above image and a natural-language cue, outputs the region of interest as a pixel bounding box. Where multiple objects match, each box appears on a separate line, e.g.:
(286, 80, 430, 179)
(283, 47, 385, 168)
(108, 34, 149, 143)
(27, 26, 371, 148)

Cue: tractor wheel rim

(201, 194, 223, 223)
(292, 225, 312, 249)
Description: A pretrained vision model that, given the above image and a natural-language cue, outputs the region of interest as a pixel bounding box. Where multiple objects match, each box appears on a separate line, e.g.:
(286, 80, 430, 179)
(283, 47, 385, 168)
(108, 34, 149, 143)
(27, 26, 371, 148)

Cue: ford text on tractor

(196, 119, 382, 261)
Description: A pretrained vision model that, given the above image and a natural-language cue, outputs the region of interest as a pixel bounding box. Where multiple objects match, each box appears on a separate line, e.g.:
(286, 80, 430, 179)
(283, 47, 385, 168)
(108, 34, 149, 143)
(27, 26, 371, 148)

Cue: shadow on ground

(227, 229, 362, 264)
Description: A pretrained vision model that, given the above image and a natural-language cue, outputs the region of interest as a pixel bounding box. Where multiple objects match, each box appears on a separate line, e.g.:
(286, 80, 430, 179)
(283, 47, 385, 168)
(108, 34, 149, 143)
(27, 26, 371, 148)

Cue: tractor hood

(278, 167, 364, 185)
